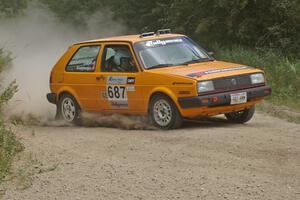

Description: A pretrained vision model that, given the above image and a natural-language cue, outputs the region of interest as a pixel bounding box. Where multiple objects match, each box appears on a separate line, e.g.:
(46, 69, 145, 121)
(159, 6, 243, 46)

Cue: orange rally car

(47, 29, 271, 129)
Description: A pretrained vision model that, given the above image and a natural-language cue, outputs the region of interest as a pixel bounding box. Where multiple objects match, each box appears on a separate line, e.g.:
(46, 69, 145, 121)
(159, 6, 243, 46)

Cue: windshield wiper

(181, 58, 213, 65)
(147, 64, 174, 70)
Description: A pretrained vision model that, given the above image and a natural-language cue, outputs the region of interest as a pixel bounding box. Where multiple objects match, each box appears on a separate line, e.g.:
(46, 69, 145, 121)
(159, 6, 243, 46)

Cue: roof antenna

(140, 32, 155, 38)
(156, 29, 171, 36)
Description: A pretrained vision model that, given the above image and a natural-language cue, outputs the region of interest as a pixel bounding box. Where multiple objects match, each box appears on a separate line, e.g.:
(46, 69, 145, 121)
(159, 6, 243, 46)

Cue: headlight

(197, 81, 215, 93)
(250, 73, 265, 84)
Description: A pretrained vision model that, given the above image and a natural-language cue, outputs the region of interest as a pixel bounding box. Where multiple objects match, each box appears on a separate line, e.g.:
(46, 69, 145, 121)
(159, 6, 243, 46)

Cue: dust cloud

(0, 3, 128, 123)
(80, 113, 156, 130)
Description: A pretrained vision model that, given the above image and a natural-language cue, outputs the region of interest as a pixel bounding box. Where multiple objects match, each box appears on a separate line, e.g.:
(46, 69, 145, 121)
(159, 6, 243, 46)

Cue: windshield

(133, 36, 212, 69)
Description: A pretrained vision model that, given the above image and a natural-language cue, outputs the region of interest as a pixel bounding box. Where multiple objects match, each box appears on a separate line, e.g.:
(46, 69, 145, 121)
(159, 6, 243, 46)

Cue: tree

(0, 0, 28, 17)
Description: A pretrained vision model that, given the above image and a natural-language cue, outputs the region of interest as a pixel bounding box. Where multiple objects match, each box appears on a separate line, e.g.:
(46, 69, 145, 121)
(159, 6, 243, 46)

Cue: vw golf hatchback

(47, 29, 271, 129)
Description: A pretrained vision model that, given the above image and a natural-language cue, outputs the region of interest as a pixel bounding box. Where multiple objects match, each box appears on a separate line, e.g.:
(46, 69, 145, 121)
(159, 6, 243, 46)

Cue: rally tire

(56, 93, 81, 125)
(149, 94, 183, 129)
(225, 105, 255, 124)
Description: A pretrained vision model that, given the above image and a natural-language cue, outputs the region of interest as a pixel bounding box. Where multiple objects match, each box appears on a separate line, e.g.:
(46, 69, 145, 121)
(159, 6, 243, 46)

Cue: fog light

(212, 97, 218, 103)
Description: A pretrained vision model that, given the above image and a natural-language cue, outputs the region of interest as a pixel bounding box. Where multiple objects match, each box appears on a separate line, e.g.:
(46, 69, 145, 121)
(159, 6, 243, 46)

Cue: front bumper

(47, 93, 57, 104)
(178, 86, 271, 109)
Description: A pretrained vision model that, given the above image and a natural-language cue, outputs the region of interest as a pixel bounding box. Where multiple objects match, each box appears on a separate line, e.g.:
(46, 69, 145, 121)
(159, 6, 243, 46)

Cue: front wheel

(149, 94, 183, 129)
(56, 93, 81, 124)
(225, 105, 255, 123)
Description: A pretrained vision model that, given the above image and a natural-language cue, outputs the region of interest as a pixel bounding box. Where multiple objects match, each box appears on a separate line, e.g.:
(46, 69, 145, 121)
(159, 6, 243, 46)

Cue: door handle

(96, 75, 105, 81)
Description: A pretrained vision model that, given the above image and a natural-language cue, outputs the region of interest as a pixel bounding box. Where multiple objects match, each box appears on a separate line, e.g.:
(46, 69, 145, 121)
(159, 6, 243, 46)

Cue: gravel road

(1, 112, 300, 200)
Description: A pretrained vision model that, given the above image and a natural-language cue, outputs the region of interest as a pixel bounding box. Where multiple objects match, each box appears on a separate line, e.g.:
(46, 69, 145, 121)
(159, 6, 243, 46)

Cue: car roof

(75, 33, 184, 45)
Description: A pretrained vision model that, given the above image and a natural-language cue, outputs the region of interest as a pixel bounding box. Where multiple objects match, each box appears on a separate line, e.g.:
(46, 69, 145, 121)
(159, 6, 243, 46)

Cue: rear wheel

(225, 105, 255, 123)
(57, 93, 81, 124)
(149, 94, 183, 129)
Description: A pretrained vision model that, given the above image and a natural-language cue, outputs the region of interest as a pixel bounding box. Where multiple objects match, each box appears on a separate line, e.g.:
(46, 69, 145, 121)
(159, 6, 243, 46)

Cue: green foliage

(108, 0, 171, 32)
(40, 0, 105, 26)
(0, 124, 23, 181)
(2, 0, 299, 54)
(0, 49, 21, 182)
(0, 48, 12, 73)
(0, 80, 18, 109)
(108, 0, 300, 56)
(39, 0, 300, 56)
(215, 45, 300, 110)
(0, 0, 28, 17)
(0, 49, 17, 111)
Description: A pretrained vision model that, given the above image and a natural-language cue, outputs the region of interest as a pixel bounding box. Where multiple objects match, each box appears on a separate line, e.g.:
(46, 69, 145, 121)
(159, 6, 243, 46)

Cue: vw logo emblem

(231, 78, 237, 85)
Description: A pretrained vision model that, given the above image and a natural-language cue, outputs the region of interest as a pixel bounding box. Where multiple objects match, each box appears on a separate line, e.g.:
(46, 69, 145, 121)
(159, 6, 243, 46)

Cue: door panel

(63, 44, 102, 112)
(63, 72, 99, 111)
(96, 43, 144, 113)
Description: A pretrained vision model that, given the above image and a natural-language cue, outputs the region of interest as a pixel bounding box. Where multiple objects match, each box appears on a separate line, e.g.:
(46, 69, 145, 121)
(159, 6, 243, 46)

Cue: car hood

(148, 61, 262, 81)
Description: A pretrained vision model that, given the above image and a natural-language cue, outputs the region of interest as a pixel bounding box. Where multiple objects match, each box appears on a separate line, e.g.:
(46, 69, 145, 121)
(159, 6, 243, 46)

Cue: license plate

(230, 92, 247, 105)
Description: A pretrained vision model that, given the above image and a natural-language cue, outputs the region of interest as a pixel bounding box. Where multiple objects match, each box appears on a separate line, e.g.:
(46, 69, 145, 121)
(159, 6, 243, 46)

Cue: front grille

(213, 74, 252, 91)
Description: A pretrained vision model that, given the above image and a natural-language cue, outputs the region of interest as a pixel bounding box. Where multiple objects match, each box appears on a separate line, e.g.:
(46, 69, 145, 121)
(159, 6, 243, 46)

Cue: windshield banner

(187, 66, 254, 77)
(144, 38, 183, 47)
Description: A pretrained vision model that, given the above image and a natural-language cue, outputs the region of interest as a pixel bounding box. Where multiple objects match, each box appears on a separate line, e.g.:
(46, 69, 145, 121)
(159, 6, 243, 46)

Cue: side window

(101, 45, 138, 72)
(66, 45, 100, 72)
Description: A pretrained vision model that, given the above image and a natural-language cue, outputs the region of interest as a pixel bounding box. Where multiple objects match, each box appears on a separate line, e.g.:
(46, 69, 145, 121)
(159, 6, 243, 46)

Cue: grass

(0, 48, 22, 183)
(214, 45, 300, 111)
(0, 48, 12, 73)
(0, 123, 23, 182)
(257, 103, 300, 124)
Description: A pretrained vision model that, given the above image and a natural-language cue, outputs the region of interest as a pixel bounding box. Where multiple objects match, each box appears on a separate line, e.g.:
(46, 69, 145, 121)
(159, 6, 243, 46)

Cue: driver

(109, 48, 135, 72)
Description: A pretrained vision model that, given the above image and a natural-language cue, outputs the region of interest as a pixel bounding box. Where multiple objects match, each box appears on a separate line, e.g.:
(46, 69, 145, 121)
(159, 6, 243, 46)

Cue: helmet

(114, 49, 131, 66)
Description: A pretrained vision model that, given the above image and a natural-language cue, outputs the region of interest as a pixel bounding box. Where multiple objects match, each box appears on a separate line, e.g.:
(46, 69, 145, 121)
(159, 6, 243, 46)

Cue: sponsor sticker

(126, 86, 135, 91)
(127, 77, 135, 84)
(145, 38, 183, 47)
(109, 100, 128, 109)
(107, 85, 127, 101)
(106, 85, 128, 109)
(187, 66, 253, 78)
(107, 76, 127, 84)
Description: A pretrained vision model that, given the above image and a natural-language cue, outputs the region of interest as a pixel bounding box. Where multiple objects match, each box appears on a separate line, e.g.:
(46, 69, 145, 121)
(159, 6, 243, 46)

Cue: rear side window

(66, 45, 100, 72)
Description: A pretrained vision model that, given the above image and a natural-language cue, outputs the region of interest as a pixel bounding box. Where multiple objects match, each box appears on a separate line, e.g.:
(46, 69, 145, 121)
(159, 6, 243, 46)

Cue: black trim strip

(178, 86, 271, 109)
(47, 93, 57, 104)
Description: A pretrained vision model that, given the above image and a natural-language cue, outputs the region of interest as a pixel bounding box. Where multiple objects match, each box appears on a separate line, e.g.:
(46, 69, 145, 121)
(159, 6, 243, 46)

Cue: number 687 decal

(107, 85, 127, 100)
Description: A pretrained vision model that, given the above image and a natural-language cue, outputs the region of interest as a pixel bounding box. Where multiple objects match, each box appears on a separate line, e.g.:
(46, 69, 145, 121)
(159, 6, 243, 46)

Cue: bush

(0, 124, 23, 181)
(0, 48, 21, 182)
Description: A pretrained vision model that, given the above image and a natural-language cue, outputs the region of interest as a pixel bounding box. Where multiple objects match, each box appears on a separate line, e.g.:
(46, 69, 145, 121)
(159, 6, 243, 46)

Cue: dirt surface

(1, 112, 300, 200)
